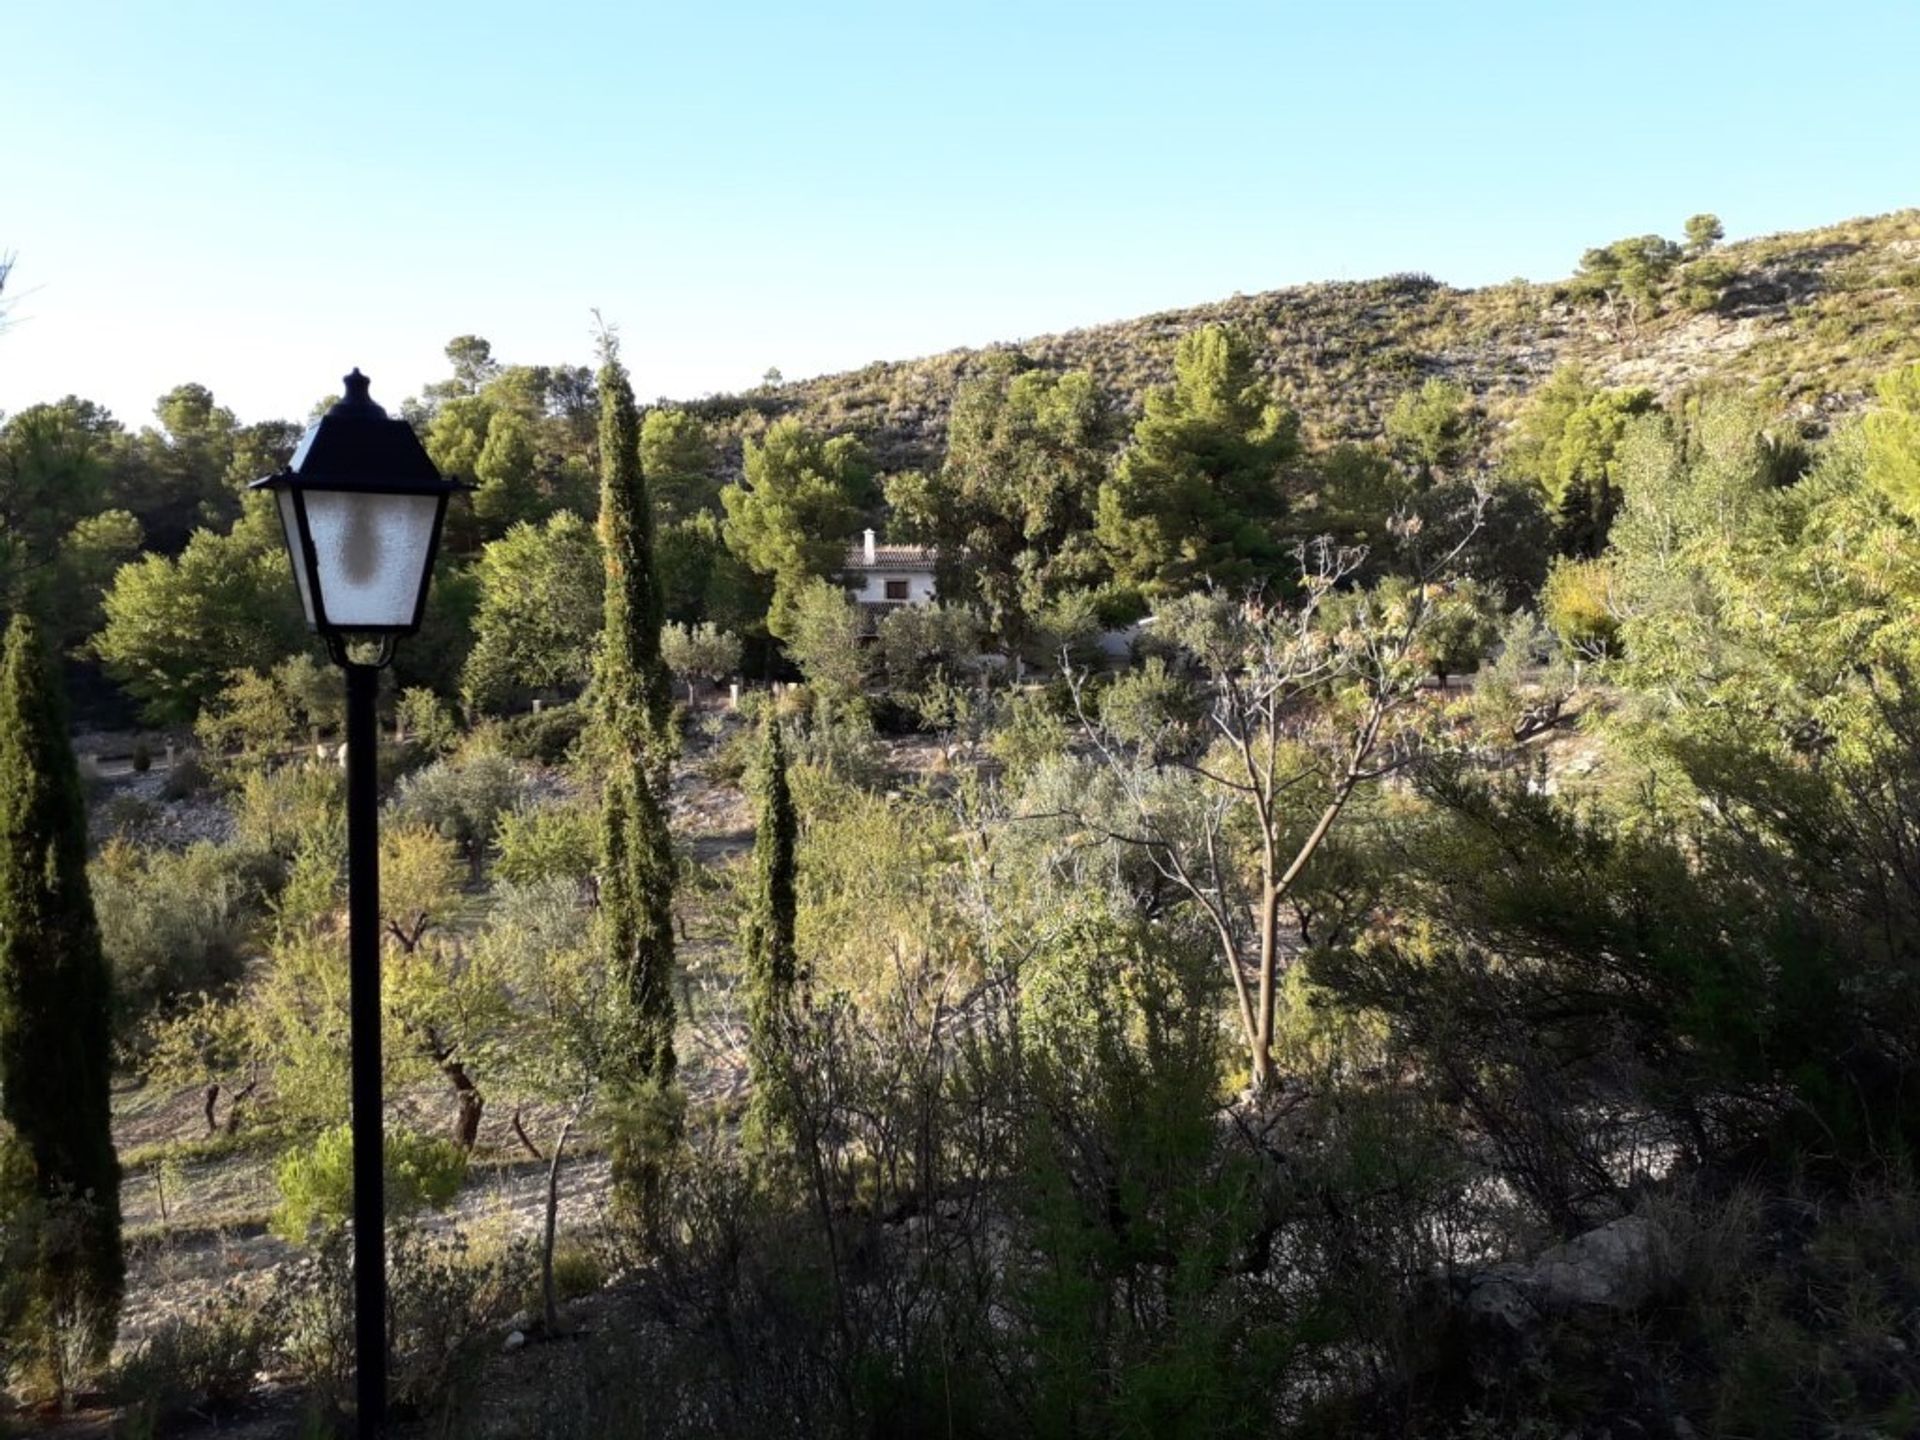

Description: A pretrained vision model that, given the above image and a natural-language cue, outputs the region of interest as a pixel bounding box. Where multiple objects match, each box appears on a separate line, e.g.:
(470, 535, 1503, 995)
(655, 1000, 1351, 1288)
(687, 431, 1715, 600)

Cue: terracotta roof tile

(843, 543, 937, 571)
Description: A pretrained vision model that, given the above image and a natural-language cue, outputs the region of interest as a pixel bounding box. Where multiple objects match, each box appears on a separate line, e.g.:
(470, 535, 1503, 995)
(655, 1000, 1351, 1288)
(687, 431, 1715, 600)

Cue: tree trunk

(1250, 776, 1367, 1090)
(1253, 882, 1281, 1091)
(542, 1106, 581, 1333)
(445, 1058, 484, 1150)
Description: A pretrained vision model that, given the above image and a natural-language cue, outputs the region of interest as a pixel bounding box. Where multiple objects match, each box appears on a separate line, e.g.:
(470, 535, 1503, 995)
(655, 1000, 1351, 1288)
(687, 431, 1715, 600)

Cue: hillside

(687, 209, 1920, 474)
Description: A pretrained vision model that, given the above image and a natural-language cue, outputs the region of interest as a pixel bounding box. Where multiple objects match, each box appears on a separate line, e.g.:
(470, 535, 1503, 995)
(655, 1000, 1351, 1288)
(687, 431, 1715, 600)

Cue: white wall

(845, 569, 938, 605)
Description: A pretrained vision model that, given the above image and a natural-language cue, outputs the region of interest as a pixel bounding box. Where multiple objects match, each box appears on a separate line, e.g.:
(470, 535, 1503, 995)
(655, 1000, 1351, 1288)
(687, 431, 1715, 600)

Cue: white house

(841, 528, 938, 633)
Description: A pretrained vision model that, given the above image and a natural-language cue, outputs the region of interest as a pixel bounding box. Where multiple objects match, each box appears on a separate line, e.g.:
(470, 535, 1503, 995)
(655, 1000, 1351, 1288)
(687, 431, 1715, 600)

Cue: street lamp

(253, 369, 465, 1436)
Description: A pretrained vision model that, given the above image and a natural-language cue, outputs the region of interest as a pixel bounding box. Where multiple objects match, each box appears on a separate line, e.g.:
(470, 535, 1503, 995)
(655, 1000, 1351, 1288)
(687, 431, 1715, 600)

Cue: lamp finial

(331, 368, 385, 418)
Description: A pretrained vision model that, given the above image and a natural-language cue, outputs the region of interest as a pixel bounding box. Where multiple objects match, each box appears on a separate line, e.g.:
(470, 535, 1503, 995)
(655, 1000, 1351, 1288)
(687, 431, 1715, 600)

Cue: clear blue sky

(3, 0, 1915, 429)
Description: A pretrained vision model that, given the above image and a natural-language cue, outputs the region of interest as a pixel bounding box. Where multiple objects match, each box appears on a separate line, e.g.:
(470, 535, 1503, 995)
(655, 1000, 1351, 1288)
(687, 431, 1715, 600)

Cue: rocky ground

(54, 723, 749, 1392)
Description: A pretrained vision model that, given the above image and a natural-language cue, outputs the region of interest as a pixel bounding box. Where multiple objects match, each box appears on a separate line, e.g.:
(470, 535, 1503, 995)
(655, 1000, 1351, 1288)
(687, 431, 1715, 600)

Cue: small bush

(1541, 556, 1619, 658)
(551, 1241, 607, 1303)
(394, 686, 460, 754)
(161, 748, 211, 800)
(130, 741, 152, 773)
(268, 1229, 355, 1412)
(700, 723, 758, 786)
(389, 752, 527, 871)
(92, 839, 270, 1037)
(1099, 655, 1204, 759)
(114, 1287, 271, 1422)
(497, 704, 588, 765)
(234, 762, 345, 862)
(1091, 581, 1151, 630)
(493, 800, 599, 886)
(388, 1226, 534, 1420)
(987, 688, 1071, 785)
(273, 1125, 467, 1242)
(269, 1223, 532, 1425)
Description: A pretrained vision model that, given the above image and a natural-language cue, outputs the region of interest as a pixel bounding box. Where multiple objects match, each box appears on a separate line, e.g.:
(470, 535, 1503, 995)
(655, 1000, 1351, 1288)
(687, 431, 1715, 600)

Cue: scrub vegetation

(3, 210, 1920, 1437)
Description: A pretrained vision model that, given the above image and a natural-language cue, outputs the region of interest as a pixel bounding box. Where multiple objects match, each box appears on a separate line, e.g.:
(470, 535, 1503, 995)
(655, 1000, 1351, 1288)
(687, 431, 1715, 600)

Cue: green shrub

(389, 752, 527, 871)
(542, 1239, 606, 1307)
(272, 1125, 467, 1242)
(394, 686, 460, 754)
(267, 1228, 355, 1412)
(387, 1226, 533, 1419)
(113, 1287, 271, 1422)
(130, 741, 152, 774)
(1091, 581, 1151, 630)
(91, 838, 270, 1036)
(234, 761, 345, 862)
(700, 722, 759, 786)
(1541, 556, 1619, 657)
(493, 800, 599, 886)
(1098, 656, 1204, 759)
(269, 1223, 532, 1424)
(497, 703, 588, 765)
(987, 688, 1071, 786)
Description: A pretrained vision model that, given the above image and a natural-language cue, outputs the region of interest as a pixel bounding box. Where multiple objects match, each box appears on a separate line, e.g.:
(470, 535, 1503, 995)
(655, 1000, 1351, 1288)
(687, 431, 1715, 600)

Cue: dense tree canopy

(721, 419, 872, 640)
(888, 355, 1113, 645)
(639, 408, 719, 524)
(1503, 367, 1657, 555)
(1095, 325, 1299, 592)
(461, 513, 604, 713)
(93, 515, 301, 724)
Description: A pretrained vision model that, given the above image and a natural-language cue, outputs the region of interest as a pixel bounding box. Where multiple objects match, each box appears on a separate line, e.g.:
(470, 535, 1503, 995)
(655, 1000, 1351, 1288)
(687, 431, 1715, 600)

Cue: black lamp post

(253, 370, 466, 1437)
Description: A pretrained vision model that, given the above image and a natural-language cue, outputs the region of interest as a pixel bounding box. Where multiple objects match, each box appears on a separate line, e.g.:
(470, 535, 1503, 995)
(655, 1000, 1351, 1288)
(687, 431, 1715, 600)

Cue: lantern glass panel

(302, 489, 441, 629)
(276, 488, 318, 627)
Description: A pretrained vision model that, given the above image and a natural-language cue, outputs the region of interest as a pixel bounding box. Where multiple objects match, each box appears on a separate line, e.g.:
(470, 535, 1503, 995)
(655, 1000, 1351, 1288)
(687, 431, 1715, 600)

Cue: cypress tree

(593, 331, 676, 1088)
(599, 758, 677, 1086)
(742, 717, 798, 1148)
(0, 615, 123, 1365)
(594, 331, 673, 756)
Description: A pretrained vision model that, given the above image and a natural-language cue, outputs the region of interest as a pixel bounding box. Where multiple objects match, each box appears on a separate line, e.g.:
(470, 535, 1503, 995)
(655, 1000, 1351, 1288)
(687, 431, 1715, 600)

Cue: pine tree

(1093, 324, 1299, 592)
(592, 330, 676, 1089)
(742, 717, 798, 1148)
(0, 615, 123, 1367)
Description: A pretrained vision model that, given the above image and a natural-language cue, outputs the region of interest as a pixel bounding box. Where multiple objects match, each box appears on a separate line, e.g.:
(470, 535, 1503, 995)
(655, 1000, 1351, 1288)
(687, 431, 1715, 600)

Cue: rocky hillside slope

(687, 209, 1920, 473)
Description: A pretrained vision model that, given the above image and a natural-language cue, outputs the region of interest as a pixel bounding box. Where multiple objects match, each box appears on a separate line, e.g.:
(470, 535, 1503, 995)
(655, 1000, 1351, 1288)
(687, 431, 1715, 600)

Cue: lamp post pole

(344, 659, 387, 1436)
(250, 368, 466, 1438)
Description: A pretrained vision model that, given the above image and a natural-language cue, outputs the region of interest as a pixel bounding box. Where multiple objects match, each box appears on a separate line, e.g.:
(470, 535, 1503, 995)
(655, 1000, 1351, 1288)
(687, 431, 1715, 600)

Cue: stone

(1463, 1271, 1538, 1334)
(503, 1329, 526, 1353)
(1527, 1215, 1659, 1311)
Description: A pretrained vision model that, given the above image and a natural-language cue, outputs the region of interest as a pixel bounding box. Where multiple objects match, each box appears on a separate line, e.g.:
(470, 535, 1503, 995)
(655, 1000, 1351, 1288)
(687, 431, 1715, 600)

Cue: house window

(885, 579, 909, 601)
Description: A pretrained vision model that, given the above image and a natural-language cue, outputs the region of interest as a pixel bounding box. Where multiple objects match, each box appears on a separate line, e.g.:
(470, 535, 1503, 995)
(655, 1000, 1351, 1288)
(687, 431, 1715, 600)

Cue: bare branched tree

(1063, 508, 1487, 1091)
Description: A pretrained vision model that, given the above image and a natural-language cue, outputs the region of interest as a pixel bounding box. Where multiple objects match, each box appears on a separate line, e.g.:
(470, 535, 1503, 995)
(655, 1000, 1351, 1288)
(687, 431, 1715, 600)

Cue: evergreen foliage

(1094, 325, 1299, 591)
(0, 616, 123, 1366)
(1863, 361, 1920, 519)
(592, 333, 677, 1094)
(638, 408, 719, 524)
(593, 335, 673, 755)
(461, 512, 604, 713)
(719, 419, 872, 639)
(887, 354, 1113, 646)
(742, 717, 798, 1149)
(1503, 367, 1656, 556)
(597, 759, 677, 1088)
